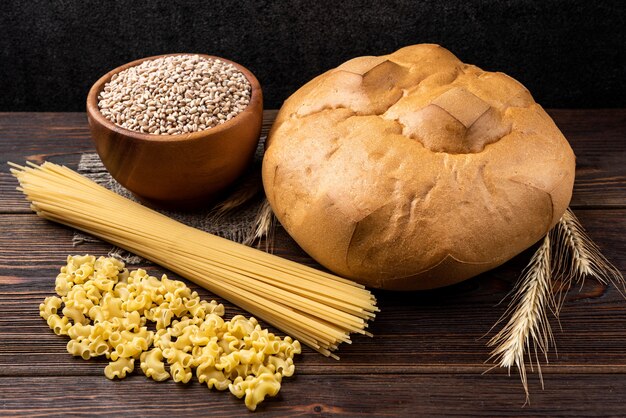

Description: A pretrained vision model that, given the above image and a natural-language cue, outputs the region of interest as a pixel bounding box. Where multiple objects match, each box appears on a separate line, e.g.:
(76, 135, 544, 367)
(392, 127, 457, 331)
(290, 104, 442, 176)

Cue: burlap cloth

(73, 136, 268, 263)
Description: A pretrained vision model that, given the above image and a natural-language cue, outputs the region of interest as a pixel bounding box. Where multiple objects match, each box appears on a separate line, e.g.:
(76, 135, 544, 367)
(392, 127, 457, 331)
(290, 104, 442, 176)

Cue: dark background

(1, 0, 624, 111)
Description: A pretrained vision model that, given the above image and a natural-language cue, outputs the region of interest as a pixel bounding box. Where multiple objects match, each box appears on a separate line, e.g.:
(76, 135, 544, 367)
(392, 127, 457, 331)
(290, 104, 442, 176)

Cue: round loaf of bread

(262, 44, 575, 290)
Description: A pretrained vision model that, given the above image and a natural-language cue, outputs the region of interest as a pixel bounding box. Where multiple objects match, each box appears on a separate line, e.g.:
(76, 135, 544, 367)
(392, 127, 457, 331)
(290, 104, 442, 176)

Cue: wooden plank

(1, 374, 626, 416)
(1, 210, 624, 381)
(1, 110, 625, 213)
(0, 113, 94, 214)
(546, 109, 626, 208)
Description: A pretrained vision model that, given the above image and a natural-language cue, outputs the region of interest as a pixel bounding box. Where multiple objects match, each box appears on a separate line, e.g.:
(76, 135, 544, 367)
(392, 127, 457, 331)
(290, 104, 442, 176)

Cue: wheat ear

(243, 199, 276, 251)
(554, 208, 625, 295)
(487, 233, 554, 402)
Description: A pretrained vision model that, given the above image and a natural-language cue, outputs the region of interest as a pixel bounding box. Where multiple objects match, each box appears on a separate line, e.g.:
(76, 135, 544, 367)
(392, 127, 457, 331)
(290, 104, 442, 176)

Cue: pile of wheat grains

(97, 54, 252, 135)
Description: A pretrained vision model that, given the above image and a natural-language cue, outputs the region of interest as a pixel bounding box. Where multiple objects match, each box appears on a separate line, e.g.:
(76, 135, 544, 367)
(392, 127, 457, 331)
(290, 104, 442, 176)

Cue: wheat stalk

(487, 233, 554, 402)
(488, 207, 624, 401)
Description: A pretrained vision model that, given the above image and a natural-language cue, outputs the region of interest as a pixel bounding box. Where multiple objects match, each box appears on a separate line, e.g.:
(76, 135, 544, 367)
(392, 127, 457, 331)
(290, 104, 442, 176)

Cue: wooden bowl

(86, 53, 263, 209)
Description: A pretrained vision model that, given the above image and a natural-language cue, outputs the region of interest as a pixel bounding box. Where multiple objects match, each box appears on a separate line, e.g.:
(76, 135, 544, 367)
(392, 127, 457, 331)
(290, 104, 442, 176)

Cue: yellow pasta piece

(162, 347, 193, 369)
(74, 263, 94, 283)
(229, 373, 282, 411)
(61, 301, 87, 325)
(166, 296, 187, 317)
(66, 286, 94, 313)
(194, 339, 221, 366)
(90, 323, 112, 341)
(189, 326, 213, 347)
(55, 273, 72, 296)
(70, 255, 97, 268)
(268, 356, 295, 377)
(66, 339, 91, 360)
(111, 337, 149, 360)
(39, 296, 62, 320)
(140, 348, 170, 382)
(155, 308, 174, 330)
(87, 305, 106, 323)
(281, 338, 302, 358)
(199, 368, 231, 391)
(108, 330, 124, 349)
(92, 276, 115, 293)
(100, 293, 124, 319)
(124, 292, 151, 313)
(114, 283, 131, 301)
(114, 311, 142, 332)
(201, 313, 225, 334)
(104, 358, 135, 379)
(94, 256, 123, 279)
(201, 300, 224, 316)
(227, 315, 257, 338)
(67, 322, 92, 340)
(171, 328, 194, 352)
(249, 363, 276, 377)
(170, 362, 193, 384)
(218, 333, 241, 355)
(47, 314, 71, 336)
(88, 335, 110, 357)
(83, 281, 103, 304)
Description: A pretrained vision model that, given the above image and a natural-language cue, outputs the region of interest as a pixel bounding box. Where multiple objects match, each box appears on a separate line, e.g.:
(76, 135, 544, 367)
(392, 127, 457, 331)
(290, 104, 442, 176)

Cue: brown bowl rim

(86, 53, 262, 143)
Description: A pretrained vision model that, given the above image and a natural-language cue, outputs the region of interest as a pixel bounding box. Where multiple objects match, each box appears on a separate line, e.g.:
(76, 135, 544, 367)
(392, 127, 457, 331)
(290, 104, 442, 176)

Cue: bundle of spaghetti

(11, 161, 378, 358)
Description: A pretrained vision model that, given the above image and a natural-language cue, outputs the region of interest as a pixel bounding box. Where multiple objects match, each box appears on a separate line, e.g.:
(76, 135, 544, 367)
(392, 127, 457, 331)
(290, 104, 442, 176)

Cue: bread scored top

(262, 44, 575, 290)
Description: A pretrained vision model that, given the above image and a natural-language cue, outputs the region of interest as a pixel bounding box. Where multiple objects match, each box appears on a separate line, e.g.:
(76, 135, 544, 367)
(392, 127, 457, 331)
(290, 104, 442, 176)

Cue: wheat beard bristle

(487, 207, 625, 403)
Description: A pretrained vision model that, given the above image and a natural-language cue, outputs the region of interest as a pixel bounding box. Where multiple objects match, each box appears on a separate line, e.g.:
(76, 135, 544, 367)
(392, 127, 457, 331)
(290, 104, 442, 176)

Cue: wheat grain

(98, 55, 251, 135)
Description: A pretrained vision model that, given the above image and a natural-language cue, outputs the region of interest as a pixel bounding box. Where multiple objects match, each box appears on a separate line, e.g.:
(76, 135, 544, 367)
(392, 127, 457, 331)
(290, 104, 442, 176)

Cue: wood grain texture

(2, 374, 626, 416)
(545, 109, 626, 208)
(0, 111, 625, 416)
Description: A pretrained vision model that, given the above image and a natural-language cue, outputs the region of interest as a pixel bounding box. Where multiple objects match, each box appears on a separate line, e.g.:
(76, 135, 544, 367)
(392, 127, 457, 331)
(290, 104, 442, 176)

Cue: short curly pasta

(40, 255, 301, 411)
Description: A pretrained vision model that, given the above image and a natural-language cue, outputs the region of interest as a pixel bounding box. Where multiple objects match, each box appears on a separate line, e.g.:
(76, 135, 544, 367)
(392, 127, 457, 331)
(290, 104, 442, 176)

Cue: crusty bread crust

(263, 44, 575, 290)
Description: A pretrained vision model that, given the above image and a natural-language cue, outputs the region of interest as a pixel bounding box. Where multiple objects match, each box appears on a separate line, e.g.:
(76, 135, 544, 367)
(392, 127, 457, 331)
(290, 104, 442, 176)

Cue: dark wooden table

(1, 110, 625, 416)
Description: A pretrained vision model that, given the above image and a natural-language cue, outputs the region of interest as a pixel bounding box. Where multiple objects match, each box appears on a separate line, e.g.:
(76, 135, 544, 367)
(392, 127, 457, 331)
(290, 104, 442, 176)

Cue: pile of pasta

(40, 255, 301, 411)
